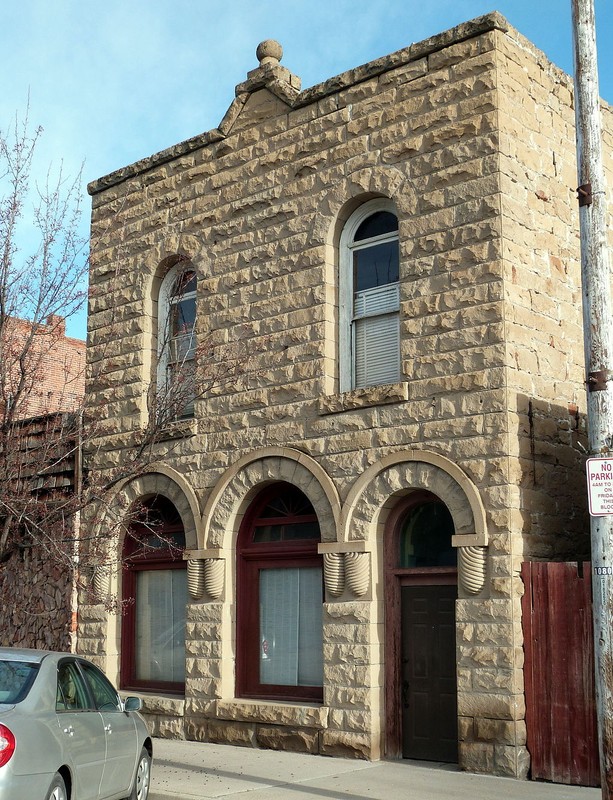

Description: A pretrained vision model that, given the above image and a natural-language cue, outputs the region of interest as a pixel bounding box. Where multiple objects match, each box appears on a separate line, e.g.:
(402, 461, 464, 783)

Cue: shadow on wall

(514, 393, 589, 562)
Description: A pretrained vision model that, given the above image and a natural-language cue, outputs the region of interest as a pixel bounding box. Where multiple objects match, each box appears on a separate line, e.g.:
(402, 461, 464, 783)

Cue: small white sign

(586, 457, 613, 516)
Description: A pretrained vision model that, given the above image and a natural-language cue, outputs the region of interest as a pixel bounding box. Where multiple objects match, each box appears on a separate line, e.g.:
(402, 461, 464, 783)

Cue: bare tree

(0, 113, 252, 646)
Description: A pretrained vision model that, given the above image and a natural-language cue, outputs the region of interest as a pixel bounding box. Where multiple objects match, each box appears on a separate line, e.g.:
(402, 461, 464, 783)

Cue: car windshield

(0, 660, 39, 704)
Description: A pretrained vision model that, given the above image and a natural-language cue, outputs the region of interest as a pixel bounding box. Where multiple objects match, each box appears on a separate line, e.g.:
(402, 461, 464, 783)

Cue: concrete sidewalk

(149, 739, 600, 800)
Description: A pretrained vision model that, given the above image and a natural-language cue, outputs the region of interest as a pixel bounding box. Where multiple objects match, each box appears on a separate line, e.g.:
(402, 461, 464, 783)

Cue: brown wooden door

(401, 583, 458, 762)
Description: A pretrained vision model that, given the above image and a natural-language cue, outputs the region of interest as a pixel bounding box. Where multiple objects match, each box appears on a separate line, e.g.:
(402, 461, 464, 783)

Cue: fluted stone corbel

(345, 551, 370, 597)
(187, 558, 205, 600)
(323, 552, 345, 597)
(459, 545, 487, 595)
(92, 566, 110, 602)
(204, 558, 225, 599)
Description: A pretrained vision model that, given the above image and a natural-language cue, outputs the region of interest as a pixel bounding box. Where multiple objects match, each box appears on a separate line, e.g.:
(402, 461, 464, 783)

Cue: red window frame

(120, 497, 186, 694)
(236, 483, 323, 702)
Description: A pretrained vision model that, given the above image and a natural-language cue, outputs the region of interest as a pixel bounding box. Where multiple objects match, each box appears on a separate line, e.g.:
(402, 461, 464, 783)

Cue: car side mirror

(123, 696, 142, 712)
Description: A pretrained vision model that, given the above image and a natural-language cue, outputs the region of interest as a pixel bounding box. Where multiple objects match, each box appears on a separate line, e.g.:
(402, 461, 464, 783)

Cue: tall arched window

(121, 495, 187, 693)
(236, 483, 323, 702)
(340, 199, 400, 392)
(157, 264, 197, 419)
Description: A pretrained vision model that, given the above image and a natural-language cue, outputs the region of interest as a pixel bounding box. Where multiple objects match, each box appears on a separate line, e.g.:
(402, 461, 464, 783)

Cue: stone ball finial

(256, 39, 283, 67)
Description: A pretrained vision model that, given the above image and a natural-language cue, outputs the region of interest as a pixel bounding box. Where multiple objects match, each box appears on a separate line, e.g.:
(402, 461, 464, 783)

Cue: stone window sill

(124, 692, 186, 716)
(155, 418, 197, 441)
(319, 381, 408, 415)
(215, 699, 329, 729)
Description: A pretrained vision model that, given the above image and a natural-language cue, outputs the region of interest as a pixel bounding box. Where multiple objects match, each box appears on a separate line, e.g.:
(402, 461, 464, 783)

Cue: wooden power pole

(572, 0, 613, 796)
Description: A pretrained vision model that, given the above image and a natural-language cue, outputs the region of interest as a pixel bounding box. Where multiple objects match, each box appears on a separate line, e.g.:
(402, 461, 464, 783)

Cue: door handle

(104, 724, 112, 733)
(63, 725, 74, 736)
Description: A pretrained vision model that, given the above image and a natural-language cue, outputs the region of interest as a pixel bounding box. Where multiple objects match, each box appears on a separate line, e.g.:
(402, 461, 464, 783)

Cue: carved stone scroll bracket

(185, 549, 225, 601)
(92, 566, 110, 602)
(323, 553, 345, 597)
(187, 559, 205, 600)
(204, 558, 225, 600)
(458, 545, 488, 595)
(345, 551, 370, 597)
(318, 543, 371, 599)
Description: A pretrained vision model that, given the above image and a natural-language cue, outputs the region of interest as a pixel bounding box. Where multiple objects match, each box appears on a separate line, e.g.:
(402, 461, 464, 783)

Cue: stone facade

(83, 13, 613, 779)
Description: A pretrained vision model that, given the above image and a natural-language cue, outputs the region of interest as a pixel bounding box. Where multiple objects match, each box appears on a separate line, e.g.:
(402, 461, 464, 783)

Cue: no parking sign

(586, 457, 613, 516)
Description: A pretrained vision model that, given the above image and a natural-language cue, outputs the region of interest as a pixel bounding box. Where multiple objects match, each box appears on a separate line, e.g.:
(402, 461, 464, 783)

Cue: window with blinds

(237, 483, 323, 702)
(340, 201, 401, 391)
(121, 496, 187, 694)
(157, 265, 197, 419)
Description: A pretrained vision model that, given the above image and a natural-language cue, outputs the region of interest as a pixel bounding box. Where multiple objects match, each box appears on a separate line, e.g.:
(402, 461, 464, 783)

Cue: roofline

(88, 12, 512, 196)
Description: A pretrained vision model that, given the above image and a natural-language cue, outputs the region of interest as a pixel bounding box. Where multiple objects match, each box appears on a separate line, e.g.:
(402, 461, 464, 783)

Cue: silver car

(0, 648, 152, 800)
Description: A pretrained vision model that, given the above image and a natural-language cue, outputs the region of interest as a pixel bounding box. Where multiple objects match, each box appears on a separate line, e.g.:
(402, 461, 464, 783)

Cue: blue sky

(2, 1, 611, 339)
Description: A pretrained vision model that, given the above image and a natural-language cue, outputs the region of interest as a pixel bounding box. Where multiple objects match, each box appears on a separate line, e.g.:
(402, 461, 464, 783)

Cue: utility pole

(572, 0, 613, 796)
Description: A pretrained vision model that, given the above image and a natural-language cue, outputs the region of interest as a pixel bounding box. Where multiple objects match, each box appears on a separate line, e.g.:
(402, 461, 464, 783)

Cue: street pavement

(149, 739, 601, 800)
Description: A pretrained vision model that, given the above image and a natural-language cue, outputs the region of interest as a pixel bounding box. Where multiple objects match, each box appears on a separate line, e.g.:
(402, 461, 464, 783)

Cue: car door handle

(63, 725, 75, 736)
(104, 724, 112, 733)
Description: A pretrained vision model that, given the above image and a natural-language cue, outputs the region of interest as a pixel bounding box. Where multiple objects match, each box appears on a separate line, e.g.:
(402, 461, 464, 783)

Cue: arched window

(121, 496, 187, 693)
(340, 199, 400, 392)
(399, 500, 456, 568)
(236, 483, 323, 702)
(157, 264, 197, 419)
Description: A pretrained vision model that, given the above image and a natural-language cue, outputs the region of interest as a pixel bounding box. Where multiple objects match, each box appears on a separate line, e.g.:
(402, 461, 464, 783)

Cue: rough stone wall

(87, 21, 509, 516)
(0, 548, 72, 650)
(497, 29, 591, 564)
(82, 13, 609, 779)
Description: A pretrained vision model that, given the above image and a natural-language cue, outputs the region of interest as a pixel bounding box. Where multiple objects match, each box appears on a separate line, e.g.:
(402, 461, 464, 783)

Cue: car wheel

(45, 774, 67, 800)
(127, 747, 151, 800)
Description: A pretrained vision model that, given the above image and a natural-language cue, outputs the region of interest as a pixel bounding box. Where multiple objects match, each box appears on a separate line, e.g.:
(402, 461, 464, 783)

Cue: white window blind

(259, 567, 323, 687)
(135, 569, 187, 683)
(353, 283, 400, 387)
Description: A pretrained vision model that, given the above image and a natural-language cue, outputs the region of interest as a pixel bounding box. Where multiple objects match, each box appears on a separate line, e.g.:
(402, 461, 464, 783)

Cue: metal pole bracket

(587, 369, 613, 391)
(577, 182, 593, 206)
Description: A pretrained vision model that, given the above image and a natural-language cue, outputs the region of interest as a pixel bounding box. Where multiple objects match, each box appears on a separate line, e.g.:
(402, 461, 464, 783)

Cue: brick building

(83, 13, 612, 779)
(0, 315, 85, 649)
(2, 314, 85, 419)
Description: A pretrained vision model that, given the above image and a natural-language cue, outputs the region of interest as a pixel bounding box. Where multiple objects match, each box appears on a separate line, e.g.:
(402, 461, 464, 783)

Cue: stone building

(83, 13, 613, 779)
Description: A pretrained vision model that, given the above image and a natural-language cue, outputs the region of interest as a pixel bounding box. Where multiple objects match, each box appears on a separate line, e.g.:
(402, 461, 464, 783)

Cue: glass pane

(0, 661, 38, 704)
(399, 502, 456, 568)
(259, 567, 322, 687)
(170, 331, 196, 362)
(170, 296, 196, 338)
(258, 488, 316, 519)
(253, 521, 320, 543)
(167, 358, 196, 418)
(81, 662, 121, 711)
(135, 569, 187, 683)
(57, 662, 90, 711)
(172, 271, 196, 294)
(353, 241, 399, 292)
(354, 211, 398, 241)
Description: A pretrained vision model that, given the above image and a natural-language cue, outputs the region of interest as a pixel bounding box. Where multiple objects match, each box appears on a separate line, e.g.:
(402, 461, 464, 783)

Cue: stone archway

(338, 450, 488, 761)
(182, 447, 341, 704)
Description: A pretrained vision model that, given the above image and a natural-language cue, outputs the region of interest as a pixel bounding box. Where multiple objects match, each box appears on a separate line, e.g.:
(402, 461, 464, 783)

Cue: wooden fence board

(521, 561, 599, 787)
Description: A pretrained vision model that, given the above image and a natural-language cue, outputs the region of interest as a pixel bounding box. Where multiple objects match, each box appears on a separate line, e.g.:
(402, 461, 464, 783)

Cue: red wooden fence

(521, 561, 600, 787)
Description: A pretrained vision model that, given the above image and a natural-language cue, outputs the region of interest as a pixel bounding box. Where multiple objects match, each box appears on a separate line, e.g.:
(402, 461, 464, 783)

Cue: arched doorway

(385, 491, 458, 762)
